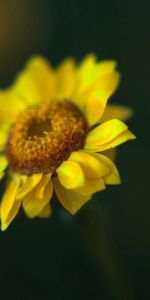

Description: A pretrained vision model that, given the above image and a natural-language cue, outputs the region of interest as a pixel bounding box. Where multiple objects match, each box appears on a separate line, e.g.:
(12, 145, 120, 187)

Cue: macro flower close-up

(0, 54, 135, 231)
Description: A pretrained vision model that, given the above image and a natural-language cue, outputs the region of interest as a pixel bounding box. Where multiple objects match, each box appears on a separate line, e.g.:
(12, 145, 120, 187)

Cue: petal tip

(130, 132, 136, 140)
(1, 223, 8, 231)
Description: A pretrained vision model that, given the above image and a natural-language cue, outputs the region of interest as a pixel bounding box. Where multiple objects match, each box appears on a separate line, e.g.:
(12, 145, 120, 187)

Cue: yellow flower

(0, 54, 136, 230)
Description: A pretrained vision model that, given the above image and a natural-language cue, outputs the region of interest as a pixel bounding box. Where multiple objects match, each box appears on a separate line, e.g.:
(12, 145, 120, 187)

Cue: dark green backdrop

(0, 0, 149, 299)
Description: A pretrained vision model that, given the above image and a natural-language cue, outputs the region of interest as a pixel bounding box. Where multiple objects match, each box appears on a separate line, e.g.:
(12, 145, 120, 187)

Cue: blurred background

(0, 0, 149, 299)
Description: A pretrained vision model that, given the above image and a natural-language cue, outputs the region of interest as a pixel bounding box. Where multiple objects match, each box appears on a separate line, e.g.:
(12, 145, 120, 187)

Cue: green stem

(76, 202, 135, 300)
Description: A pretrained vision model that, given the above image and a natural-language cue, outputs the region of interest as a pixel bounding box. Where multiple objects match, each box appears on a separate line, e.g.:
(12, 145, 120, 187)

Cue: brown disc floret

(5, 100, 88, 175)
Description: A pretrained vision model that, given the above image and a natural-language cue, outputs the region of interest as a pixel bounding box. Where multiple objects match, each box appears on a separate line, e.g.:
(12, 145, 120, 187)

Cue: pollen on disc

(6, 100, 88, 175)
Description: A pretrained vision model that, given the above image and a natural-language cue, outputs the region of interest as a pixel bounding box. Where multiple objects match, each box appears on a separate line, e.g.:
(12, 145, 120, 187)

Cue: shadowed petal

(0, 155, 8, 180)
(23, 174, 53, 218)
(17, 173, 43, 200)
(101, 149, 117, 161)
(101, 104, 134, 122)
(38, 203, 52, 218)
(0, 156, 8, 173)
(91, 153, 121, 185)
(53, 177, 91, 214)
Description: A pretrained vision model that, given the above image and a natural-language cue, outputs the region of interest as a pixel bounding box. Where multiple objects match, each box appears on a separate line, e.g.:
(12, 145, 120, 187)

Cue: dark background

(0, 0, 149, 299)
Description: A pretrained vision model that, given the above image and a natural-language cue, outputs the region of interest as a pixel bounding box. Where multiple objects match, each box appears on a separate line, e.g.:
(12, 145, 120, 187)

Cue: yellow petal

(16, 173, 43, 200)
(55, 58, 77, 99)
(34, 173, 52, 199)
(85, 119, 136, 152)
(108, 130, 136, 149)
(75, 177, 106, 196)
(78, 54, 117, 89)
(0, 156, 8, 173)
(0, 91, 26, 123)
(101, 104, 134, 122)
(23, 174, 53, 218)
(75, 71, 120, 112)
(26, 56, 56, 100)
(38, 203, 52, 218)
(56, 161, 85, 190)
(13, 72, 41, 105)
(79, 71, 120, 101)
(91, 153, 121, 185)
(0, 124, 10, 151)
(12, 56, 56, 105)
(73, 55, 120, 110)
(85, 92, 108, 126)
(70, 152, 120, 195)
(96, 60, 117, 73)
(53, 177, 91, 214)
(0, 176, 21, 231)
(69, 151, 110, 179)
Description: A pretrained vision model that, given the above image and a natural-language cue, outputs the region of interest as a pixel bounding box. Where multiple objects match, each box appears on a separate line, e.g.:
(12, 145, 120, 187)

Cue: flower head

(0, 54, 135, 230)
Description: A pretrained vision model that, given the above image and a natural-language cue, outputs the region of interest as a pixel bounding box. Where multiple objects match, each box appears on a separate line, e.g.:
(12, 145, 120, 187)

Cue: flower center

(5, 101, 88, 175)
